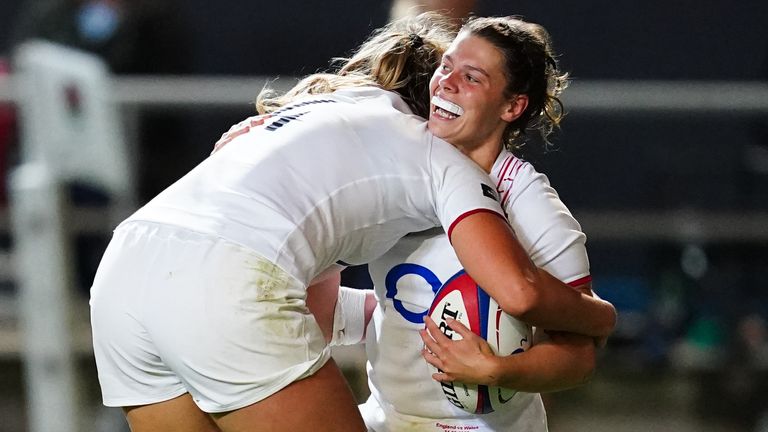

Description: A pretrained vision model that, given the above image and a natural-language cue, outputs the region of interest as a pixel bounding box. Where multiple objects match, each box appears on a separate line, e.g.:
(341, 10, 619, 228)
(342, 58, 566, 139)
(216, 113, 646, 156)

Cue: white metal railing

(2, 74, 768, 114)
(1, 75, 767, 241)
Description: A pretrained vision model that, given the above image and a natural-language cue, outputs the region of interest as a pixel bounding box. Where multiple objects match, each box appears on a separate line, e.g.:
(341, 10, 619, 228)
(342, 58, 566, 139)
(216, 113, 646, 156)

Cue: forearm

(421, 317, 597, 393)
(450, 213, 616, 338)
(490, 333, 596, 392)
(516, 269, 616, 338)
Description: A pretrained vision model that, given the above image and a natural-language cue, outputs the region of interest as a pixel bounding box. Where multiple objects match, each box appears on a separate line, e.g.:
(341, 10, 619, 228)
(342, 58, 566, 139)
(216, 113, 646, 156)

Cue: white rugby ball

(427, 270, 532, 414)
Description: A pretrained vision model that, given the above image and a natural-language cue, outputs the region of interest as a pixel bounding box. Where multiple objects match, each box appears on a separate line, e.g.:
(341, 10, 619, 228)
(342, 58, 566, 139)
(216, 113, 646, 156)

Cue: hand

(420, 316, 499, 386)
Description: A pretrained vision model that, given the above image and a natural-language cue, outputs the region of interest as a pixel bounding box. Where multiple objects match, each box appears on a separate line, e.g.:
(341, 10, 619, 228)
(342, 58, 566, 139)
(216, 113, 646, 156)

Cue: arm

(421, 316, 595, 392)
(421, 272, 600, 392)
(450, 211, 616, 338)
(305, 266, 344, 343)
(306, 267, 376, 345)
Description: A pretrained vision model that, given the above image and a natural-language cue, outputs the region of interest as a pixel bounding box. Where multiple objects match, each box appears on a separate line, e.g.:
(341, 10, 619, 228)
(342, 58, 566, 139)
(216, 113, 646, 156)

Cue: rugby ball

(427, 270, 532, 414)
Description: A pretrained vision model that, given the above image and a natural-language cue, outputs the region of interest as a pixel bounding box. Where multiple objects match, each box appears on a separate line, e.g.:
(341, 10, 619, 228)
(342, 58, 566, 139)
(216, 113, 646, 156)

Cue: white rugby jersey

(124, 87, 504, 285)
(361, 150, 590, 431)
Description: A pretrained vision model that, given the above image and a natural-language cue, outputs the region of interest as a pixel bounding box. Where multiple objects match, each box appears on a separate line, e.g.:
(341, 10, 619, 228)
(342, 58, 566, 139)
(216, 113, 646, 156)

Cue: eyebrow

(444, 54, 491, 78)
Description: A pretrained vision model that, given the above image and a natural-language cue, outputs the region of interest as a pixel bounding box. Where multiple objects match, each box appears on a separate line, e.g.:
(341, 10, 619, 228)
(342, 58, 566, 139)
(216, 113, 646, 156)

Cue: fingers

(420, 327, 441, 362)
(423, 315, 451, 342)
(424, 316, 468, 342)
(431, 371, 452, 383)
(422, 316, 467, 375)
(421, 344, 441, 366)
(422, 315, 476, 355)
(420, 347, 455, 382)
(421, 316, 457, 357)
(443, 317, 473, 339)
(422, 316, 450, 370)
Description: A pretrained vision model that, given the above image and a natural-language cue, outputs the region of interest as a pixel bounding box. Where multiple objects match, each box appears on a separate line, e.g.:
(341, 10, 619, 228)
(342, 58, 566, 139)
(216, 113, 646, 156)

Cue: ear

(500, 95, 529, 123)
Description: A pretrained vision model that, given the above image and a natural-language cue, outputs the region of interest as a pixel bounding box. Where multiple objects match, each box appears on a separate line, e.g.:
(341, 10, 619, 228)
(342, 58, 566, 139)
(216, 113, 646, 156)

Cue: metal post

(9, 163, 81, 432)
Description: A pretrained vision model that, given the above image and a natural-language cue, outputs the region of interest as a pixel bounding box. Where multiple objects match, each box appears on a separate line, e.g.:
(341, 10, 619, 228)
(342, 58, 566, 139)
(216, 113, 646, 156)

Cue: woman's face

(427, 32, 520, 154)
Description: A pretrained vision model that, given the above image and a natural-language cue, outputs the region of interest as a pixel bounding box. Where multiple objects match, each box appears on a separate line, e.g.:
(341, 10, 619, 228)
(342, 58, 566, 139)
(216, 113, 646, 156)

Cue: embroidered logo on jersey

(265, 112, 308, 131)
(481, 183, 499, 202)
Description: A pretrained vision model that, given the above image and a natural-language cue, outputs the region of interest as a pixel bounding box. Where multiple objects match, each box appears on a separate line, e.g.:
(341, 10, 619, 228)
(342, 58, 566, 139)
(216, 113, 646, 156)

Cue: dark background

(1, 1, 768, 430)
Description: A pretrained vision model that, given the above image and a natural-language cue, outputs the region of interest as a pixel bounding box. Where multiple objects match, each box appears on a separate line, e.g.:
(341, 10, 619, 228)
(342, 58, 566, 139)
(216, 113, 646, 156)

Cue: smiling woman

(428, 17, 568, 172)
(428, 29, 519, 160)
(329, 16, 604, 432)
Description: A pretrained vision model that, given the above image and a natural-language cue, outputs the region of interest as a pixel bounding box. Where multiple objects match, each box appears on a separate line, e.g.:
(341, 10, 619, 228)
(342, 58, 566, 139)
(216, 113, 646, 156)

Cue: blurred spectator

(10, 0, 189, 74)
(10, 0, 193, 203)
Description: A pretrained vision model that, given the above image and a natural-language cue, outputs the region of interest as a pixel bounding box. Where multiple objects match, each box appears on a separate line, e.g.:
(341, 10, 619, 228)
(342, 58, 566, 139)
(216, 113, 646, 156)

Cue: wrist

(486, 354, 507, 387)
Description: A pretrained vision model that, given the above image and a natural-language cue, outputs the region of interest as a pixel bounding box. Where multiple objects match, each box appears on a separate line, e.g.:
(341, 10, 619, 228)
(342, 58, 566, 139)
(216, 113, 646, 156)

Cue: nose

(437, 70, 457, 92)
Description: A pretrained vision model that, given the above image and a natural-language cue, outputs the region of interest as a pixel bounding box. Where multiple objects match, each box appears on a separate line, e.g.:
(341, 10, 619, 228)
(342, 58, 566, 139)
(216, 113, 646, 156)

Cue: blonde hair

(256, 12, 456, 118)
(462, 16, 570, 153)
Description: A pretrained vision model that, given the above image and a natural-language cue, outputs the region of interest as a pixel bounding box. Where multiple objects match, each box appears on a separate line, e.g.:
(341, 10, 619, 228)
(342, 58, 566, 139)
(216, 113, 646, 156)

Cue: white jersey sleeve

(427, 135, 507, 240)
(493, 152, 590, 286)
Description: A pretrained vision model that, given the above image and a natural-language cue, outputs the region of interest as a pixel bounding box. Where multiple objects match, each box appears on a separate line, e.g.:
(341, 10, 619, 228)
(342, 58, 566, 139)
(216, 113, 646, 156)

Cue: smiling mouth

(431, 95, 464, 119)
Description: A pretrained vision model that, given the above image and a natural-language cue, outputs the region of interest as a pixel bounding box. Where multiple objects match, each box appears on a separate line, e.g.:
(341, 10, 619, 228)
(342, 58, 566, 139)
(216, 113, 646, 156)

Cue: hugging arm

(450, 212, 616, 338)
(421, 280, 600, 392)
(305, 266, 344, 343)
(307, 268, 376, 345)
(421, 316, 596, 392)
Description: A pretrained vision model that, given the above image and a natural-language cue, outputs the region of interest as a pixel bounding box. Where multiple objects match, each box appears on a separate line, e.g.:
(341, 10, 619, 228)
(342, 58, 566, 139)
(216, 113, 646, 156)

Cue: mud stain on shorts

(246, 258, 292, 301)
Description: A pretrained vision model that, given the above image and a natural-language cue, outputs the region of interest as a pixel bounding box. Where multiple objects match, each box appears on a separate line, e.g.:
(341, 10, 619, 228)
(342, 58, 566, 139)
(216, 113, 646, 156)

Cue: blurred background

(0, 0, 767, 431)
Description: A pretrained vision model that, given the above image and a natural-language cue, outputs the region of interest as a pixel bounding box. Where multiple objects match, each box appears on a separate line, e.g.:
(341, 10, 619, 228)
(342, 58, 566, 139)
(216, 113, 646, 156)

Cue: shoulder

(429, 135, 494, 183)
(332, 87, 416, 116)
(491, 151, 550, 210)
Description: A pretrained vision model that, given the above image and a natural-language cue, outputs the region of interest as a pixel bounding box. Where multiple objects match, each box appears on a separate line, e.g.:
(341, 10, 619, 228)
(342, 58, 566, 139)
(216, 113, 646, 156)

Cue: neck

(455, 142, 502, 173)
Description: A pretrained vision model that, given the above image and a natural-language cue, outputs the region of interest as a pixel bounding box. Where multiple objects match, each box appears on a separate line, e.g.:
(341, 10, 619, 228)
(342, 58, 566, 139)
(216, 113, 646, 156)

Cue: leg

(212, 359, 366, 432)
(124, 393, 221, 432)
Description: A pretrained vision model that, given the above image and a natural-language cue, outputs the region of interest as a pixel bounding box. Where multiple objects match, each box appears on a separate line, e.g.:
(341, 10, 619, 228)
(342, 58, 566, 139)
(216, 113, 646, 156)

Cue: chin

(429, 121, 460, 142)
(427, 124, 448, 140)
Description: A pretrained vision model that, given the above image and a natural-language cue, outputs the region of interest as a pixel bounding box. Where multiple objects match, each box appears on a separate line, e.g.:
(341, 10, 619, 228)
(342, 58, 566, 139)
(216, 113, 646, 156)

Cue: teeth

(431, 95, 464, 116)
(434, 107, 455, 119)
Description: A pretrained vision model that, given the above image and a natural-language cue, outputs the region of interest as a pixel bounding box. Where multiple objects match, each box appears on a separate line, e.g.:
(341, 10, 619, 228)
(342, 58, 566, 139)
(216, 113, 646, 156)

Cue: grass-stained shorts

(90, 221, 330, 412)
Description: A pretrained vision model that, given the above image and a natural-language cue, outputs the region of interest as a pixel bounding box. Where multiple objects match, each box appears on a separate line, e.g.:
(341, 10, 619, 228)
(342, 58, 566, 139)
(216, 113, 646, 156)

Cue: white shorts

(90, 221, 330, 412)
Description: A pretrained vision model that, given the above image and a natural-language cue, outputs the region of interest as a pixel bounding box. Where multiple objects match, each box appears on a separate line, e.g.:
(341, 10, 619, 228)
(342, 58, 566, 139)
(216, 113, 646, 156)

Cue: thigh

(212, 359, 366, 432)
(125, 393, 221, 432)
